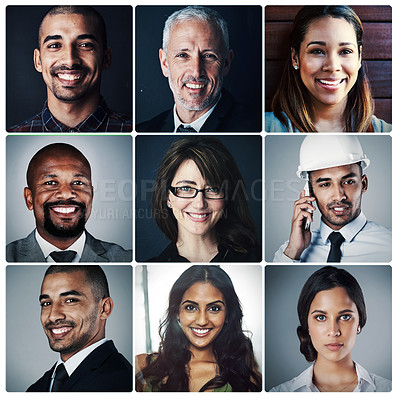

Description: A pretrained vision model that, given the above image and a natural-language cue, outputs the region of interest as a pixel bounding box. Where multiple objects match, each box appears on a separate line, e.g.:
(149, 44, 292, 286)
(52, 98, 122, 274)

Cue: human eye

(343, 179, 356, 185)
(315, 314, 326, 321)
(72, 180, 85, 186)
(176, 52, 189, 59)
(79, 42, 95, 50)
(40, 300, 51, 308)
(309, 48, 325, 55)
(208, 305, 222, 313)
(43, 180, 57, 186)
(65, 298, 79, 304)
(340, 314, 352, 321)
(47, 42, 61, 50)
(340, 48, 354, 55)
(202, 52, 218, 60)
(206, 187, 220, 193)
(184, 304, 197, 312)
(319, 182, 330, 188)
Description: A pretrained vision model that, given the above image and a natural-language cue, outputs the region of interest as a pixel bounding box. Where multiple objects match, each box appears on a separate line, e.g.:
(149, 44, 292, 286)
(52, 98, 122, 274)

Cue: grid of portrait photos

(2, 1, 394, 398)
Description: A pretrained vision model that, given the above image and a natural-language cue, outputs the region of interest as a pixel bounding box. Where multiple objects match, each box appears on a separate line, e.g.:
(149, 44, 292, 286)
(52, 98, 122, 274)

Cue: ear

(102, 48, 112, 70)
(24, 187, 34, 210)
(159, 48, 169, 78)
(33, 48, 43, 73)
(222, 49, 234, 77)
(358, 45, 362, 69)
(361, 174, 368, 194)
(291, 47, 299, 69)
(99, 297, 113, 321)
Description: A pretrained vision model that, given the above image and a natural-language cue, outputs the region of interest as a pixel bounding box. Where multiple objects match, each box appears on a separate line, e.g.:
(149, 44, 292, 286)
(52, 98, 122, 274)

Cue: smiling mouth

(185, 82, 205, 89)
(316, 78, 346, 89)
(186, 212, 211, 222)
(50, 205, 80, 218)
(49, 326, 73, 339)
(329, 204, 350, 216)
(191, 327, 212, 337)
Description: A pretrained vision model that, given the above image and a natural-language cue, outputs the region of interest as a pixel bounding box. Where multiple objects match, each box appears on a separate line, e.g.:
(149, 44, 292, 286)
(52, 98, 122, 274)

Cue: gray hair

(162, 6, 229, 54)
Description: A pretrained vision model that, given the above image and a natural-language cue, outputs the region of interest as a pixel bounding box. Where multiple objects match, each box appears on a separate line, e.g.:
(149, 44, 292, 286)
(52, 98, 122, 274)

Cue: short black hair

(44, 265, 110, 302)
(38, 6, 107, 50)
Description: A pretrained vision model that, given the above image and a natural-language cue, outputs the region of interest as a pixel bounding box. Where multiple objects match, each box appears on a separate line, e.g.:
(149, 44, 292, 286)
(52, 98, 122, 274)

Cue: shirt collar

(35, 229, 86, 262)
(52, 338, 108, 379)
(173, 93, 221, 132)
(319, 212, 367, 244)
(355, 362, 377, 391)
(41, 97, 109, 132)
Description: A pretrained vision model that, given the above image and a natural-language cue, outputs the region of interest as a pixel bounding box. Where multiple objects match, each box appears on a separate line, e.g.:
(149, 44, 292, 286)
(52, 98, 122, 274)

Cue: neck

(176, 231, 218, 262)
(47, 90, 101, 128)
(312, 99, 347, 132)
(189, 345, 216, 362)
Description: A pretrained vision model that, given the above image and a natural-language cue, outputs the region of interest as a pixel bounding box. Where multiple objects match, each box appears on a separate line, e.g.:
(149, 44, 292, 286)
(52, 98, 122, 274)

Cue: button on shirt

(273, 212, 391, 262)
(35, 230, 86, 263)
(49, 338, 108, 391)
(270, 362, 391, 392)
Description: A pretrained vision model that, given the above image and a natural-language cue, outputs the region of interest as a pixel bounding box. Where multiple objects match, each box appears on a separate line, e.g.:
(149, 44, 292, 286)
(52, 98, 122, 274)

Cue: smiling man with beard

(8, 6, 131, 132)
(27, 265, 132, 392)
(273, 135, 391, 263)
(6, 143, 131, 262)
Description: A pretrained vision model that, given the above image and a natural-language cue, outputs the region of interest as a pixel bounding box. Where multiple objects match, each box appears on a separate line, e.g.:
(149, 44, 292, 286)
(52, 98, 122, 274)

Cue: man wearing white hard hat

(273, 135, 391, 262)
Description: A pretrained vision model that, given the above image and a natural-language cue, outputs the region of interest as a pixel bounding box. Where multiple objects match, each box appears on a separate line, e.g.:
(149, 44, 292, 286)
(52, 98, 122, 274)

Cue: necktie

(50, 250, 77, 262)
(177, 124, 197, 132)
(327, 231, 345, 262)
(51, 363, 68, 392)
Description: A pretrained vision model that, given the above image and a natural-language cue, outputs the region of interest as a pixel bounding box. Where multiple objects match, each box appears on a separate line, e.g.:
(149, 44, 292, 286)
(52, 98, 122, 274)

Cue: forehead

(41, 271, 91, 296)
(311, 163, 361, 181)
(39, 13, 99, 44)
(303, 16, 357, 45)
(168, 19, 223, 50)
(309, 286, 357, 311)
(181, 282, 224, 303)
(172, 159, 205, 183)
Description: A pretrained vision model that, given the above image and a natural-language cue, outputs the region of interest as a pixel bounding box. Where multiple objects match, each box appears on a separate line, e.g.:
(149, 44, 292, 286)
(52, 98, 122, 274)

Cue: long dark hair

(136, 266, 262, 391)
(297, 266, 367, 362)
(272, 6, 374, 132)
(152, 136, 257, 253)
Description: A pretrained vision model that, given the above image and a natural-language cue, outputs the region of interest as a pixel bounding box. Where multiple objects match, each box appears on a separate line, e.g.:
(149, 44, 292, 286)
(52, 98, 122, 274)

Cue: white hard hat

(297, 135, 370, 180)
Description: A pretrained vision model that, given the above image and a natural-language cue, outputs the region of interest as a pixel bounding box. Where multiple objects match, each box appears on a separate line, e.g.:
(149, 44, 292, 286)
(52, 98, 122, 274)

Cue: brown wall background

(265, 5, 392, 123)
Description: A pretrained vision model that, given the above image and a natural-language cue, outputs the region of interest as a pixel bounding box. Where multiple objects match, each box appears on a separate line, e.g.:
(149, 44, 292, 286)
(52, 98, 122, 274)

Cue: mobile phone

(303, 181, 313, 230)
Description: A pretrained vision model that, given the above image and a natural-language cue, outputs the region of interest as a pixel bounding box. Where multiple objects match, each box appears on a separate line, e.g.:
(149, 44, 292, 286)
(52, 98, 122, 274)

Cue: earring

(167, 203, 172, 208)
(293, 65, 299, 70)
(177, 318, 181, 327)
(357, 326, 361, 334)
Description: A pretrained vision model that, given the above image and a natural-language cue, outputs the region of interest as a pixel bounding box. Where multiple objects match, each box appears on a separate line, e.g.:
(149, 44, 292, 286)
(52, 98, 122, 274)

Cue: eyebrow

(307, 41, 356, 48)
(315, 172, 358, 184)
(41, 173, 89, 179)
(311, 308, 355, 315)
(43, 33, 99, 45)
(174, 180, 197, 186)
(181, 299, 225, 306)
(39, 290, 84, 302)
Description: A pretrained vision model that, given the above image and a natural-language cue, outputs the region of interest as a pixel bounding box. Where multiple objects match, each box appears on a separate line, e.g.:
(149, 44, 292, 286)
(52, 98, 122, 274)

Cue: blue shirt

(265, 112, 392, 133)
(270, 362, 391, 392)
(273, 212, 391, 263)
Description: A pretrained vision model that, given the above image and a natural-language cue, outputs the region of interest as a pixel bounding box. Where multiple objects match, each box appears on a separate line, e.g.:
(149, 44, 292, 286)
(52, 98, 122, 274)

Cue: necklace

(315, 374, 358, 392)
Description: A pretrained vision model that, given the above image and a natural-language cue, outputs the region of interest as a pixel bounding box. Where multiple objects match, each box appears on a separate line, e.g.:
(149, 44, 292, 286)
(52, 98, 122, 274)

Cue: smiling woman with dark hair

(271, 266, 391, 392)
(135, 265, 262, 392)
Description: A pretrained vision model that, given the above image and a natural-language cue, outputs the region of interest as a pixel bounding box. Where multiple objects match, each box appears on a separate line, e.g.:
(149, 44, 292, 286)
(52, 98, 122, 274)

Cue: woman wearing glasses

(149, 136, 260, 262)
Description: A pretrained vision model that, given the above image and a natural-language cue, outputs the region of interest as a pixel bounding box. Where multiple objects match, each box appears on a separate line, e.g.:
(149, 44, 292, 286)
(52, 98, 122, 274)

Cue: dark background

(6, 5, 132, 130)
(135, 135, 263, 262)
(135, 5, 262, 126)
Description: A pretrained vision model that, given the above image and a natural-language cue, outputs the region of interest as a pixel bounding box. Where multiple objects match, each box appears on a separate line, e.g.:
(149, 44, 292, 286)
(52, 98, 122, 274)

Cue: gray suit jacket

(6, 230, 132, 262)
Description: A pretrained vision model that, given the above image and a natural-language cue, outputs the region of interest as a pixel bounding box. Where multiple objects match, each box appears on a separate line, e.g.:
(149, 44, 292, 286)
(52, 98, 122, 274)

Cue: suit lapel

(80, 231, 109, 262)
(160, 110, 174, 132)
(19, 231, 46, 262)
(200, 89, 234, 132)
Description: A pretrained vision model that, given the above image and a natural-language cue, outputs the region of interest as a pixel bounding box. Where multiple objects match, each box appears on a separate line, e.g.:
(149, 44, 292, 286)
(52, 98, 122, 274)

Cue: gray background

(135, 135, 263, 261)
(6, 264, 132, 392)
(6, 135, 132, 251)
(265, 135, 392, 261)
(265, 265, 392, 391)
(6, 5, 132, 129)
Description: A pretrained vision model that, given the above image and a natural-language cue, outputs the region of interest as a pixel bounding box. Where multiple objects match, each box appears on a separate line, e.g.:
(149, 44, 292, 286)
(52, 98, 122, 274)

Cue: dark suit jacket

(6, 230, 132, 262)
(27, 340, 132, 392)
(136, 89, 261, 132)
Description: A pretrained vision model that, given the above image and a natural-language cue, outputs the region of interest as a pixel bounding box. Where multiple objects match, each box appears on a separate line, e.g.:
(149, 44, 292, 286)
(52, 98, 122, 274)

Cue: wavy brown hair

(151, 136, 257, 253)
(272, 6, 374, 132)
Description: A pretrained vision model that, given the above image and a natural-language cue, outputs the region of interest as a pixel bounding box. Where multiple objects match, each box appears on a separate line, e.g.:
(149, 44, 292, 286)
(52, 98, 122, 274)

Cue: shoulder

(106, 109, 132, 132)
(6, 231, 38, 261)
(371, 115, 392, 133)
(265, 112, 291, 132)
(355, 362, 392, 392)
(26, 366, 54, 392)
(135, 353, 152, 372)
(270, 366, 313, 392)
(136, 109, 172, 132)
(7, 112, 43, 132)
(369, 373, 392, 392)
(85, 233, 132, 262)
(147, 242, 182, 262)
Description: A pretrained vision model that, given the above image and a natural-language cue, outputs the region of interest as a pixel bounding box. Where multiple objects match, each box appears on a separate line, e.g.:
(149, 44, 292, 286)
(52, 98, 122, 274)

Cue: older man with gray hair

(136, 6, 260, 133)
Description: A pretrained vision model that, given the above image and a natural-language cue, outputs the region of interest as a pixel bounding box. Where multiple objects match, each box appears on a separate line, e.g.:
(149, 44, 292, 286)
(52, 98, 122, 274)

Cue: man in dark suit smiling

(27, 265, 132, 392)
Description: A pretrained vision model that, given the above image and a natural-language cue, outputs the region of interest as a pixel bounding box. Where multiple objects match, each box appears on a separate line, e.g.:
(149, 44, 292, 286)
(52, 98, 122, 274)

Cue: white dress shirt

(270, 362, 391, 392)
(273, 212, 391, 262)
(173, 94, 221, 132)
(49, 338, 108, 391)
(35, 229, 86, 263)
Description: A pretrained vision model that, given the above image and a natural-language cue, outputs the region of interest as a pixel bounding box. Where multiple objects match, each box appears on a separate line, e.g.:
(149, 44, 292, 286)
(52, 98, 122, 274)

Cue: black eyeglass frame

(169, 186, 225, 199)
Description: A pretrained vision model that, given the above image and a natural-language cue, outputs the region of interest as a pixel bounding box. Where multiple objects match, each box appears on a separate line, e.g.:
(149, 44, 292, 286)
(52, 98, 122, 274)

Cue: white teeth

(188, 213, 208, 218)
(53, 207, 76, 214)
(52, 327, 71, 334)
(186, 83, 205, 89)
(192, 328, 210, 334)
(333, 207, 345, 211)
(58, 73, 81, 81)
(319, 79, 343, 86)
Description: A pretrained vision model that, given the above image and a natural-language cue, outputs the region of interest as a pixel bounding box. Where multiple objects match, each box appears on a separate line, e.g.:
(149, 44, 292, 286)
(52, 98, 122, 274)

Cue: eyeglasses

(169, 186, 225, 199)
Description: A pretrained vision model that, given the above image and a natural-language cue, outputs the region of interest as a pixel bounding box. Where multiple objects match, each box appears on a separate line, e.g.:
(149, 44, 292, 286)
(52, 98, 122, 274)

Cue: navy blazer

(27, 340, 132, 392)
(6, 230, 132, 262)
(136, 89, 261, 132)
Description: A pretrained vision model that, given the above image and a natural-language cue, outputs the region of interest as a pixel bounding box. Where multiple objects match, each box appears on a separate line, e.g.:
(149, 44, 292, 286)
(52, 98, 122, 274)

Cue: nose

(190, 53, 205, 78)
(331, 183, 347, 202)
(46, 302, 66, 323)
(196, 309, 208, 326)
(55, 182, 77, 199)
(328, 320, 341, 337)
(61, 44, 81, 67)
(322, 52, 342, 72)
(192, 191, 207, 209)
